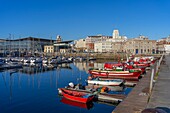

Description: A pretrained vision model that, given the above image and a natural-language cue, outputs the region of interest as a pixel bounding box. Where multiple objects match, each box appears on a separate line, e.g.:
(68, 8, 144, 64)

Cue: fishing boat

(104, 62, 123, 69)
(85, 83, 125, 92)
(58, 88, 94, 103)
(104, 62, 148, 69)
(89, 69, 141, 80)
(87, 77, 124, 86)
(60, 97, 94, 110)
(58, 88, 125, 103)
(89, 66, 145, 74)
(133, 62, 150, 67)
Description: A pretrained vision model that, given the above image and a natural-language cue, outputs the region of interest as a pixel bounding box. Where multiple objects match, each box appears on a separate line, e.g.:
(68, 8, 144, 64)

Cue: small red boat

(58, 88, 94, 103)
(61, 97, 94, 109)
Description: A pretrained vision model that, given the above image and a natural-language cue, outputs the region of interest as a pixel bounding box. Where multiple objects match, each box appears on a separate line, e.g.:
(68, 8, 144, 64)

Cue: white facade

(94, 41, 112, 52)
(164, 44, 170, 53)
(112, 30, 127, 42)
(166, 36, 170, 42)
(74, 39, 86, 48)
(94, 42, 102, 52)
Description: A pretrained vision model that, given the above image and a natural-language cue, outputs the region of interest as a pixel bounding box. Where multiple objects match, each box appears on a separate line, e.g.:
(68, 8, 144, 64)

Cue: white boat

(2, 62, 22, 69)
(87, 78, 124, 86)
(42, 58, 48, 64)
(49, 56, 62, 64)
(24, 58, 31, 63)
(30, 58, 42, 63)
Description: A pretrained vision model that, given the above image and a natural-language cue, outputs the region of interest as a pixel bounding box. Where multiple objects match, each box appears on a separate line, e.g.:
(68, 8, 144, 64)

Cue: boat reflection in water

(60, 97, 94, 110)
(19, 63, 72, 74)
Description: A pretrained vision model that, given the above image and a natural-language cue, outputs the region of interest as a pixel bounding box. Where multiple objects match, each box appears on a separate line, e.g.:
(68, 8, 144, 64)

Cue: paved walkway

(112, 71, 151, 113)
(147, 54, 170, 112)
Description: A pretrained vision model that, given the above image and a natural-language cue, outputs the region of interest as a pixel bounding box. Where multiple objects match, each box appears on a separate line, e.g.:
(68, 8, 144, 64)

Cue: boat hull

(58, 88, 94, 103)
(87, 79, 123, 86)
(61, 97, 94, 109)
(90, 70, 141, 80)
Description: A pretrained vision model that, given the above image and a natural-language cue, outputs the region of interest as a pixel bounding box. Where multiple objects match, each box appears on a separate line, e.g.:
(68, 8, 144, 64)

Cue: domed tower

(56, 35, 62, 42)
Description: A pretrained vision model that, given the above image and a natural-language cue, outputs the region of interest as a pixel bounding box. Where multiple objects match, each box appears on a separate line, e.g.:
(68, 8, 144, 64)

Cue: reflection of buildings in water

(1, 71, 21, 102)
(74, 62, 105, 73)
(57, 63, 72, 70)
(19, 64, 56, 75)
(20, 63, 72, 74)
(1, 68, 60, 102)
(74, 62, 88, 72)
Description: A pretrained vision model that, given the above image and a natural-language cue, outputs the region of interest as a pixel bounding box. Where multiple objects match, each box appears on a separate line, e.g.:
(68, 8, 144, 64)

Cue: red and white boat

(87, 77, 124, 86)
(89, 69, 141, 80)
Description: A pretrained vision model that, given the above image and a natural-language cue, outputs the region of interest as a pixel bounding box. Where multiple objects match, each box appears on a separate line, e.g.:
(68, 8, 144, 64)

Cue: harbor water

(0, 62, 132, 113)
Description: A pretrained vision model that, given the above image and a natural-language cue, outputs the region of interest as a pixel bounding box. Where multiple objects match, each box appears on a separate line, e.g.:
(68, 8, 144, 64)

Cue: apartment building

(74, 39, 86, 52)
(85, 35, 112, 52)
(157, 36, 170, 54)
(94, 41, 112, 53)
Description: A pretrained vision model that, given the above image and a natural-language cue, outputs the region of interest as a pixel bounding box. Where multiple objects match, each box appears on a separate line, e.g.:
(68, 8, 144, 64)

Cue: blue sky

(0, 0, 170, 40)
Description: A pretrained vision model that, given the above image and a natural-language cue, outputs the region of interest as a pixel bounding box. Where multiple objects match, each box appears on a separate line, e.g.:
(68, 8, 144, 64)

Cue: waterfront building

(125, 35, 156, 54)
(44, 45, 54, 54)
(85, 35, 102, 52)
(0, 39, 5, 56)
(94, 41, 112, 53)
(166, 36, 170, 43)
(112, 42, 126, 53)
(164, 44, 170, 54)
(87, 30, 127, 53)
(112, 29, 127, 42)
(74, 38, 86, 52)
(0, 37, 55, 57)
(156, 41, 165, 54)
(85, 35, 112, 52)
(53, 35, 73, 54)
(157, 36, 170, 54)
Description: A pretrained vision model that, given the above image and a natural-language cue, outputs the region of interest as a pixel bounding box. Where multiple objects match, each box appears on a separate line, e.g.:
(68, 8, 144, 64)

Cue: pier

(112, 70, 151, 113)
(147, 54, 170, 111)
(112, 54, 170, 113)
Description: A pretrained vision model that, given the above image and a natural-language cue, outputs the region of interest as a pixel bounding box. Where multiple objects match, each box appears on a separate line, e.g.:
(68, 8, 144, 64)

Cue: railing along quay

(112, 54, 164, 113)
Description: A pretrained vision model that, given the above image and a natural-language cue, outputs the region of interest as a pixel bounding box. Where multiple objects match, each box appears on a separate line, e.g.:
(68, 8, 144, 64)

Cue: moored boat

(104, 60, 150, 70)
(90, 70, 141, 80)
(58, 88, 125, 104)
(60, 97, 94, 109)
(87, 77, 124, 86)
(58, 88, 94, 103)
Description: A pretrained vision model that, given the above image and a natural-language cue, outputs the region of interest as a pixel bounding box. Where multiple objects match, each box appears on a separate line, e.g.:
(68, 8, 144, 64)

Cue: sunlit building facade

(125, 35, 157, 54)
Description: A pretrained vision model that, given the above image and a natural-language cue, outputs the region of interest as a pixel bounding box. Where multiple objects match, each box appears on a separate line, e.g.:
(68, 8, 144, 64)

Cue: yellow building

(44, 45, 54, 53)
